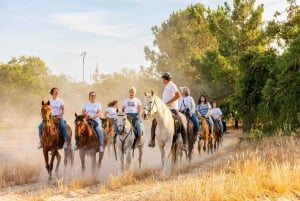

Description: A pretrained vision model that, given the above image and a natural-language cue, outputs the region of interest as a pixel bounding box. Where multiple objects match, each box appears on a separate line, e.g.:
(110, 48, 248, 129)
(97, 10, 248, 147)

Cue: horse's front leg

(125, 148, 131, 170)
(43, 149, 50, 178)
(48, 149, 57, 180)
(138, 146, 143, 169)
(98, 151, 104, 169)
(119, 149, 125, 171)
(91, 153, 96, 175)
(55, 151, 61, 175)
(79, 150, 86, 175)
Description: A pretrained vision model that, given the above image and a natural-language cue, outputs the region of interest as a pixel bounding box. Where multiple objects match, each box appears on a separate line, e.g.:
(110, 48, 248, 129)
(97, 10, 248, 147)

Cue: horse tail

(170, 138, 181, 164)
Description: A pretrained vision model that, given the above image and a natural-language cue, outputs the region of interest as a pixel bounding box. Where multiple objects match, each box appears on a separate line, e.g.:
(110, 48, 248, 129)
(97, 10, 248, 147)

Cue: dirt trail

(0, 127, 242, 201)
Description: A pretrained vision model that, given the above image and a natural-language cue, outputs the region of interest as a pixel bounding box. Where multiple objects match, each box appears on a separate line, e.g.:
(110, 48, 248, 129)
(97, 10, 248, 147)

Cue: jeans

(207, 116, 214, 134)
(217, 119, 224, 135)
(38, 118, 68, 140)
(190, 113, 199, 133)
(126, 113, 144, 136)
(93, 118, 104, 146)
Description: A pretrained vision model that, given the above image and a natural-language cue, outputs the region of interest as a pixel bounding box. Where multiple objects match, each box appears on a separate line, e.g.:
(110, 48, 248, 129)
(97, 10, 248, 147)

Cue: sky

(0, 0, 290, 82)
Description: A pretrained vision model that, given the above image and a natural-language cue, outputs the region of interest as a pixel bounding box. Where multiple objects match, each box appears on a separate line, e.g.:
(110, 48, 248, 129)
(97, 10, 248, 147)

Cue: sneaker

(37, 143, 42, 149)
(63, 141, 68, 149)
(148, 139, 155, 147)
(99, 146, 104, 153)
(72, 145, 78, 151)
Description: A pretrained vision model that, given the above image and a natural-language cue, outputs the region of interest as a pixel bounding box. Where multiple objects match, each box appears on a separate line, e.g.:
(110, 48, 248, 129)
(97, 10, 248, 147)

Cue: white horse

(115, 112, 144, 171)
(143, 91, 187, 174)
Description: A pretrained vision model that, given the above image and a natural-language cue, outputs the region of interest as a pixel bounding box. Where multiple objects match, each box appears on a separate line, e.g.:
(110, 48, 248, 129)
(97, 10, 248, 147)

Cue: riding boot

(148, 118, 156, 147)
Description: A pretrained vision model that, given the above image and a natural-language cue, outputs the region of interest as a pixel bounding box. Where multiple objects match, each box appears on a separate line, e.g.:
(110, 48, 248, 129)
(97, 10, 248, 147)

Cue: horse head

(41, 100, 52, 126)
(74, 113, 92, 143)
(115, 112, 131, 134)
(143, 90, 157, 120)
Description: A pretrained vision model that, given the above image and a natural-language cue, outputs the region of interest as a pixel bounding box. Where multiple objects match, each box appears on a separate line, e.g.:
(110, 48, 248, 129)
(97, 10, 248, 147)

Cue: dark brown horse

(197, 116, 212, 155)
(40, 101, 73, 180)
(74, 113, 113, 175)
(212, 119, 221, 152)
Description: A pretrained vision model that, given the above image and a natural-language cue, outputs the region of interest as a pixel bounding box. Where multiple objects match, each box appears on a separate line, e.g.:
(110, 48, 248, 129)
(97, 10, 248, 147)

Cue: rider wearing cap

(148, 72, 188, 151)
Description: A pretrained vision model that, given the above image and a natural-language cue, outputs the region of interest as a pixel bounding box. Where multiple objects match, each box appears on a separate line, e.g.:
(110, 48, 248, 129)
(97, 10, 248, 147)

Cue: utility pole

(81, 51, 87, 82)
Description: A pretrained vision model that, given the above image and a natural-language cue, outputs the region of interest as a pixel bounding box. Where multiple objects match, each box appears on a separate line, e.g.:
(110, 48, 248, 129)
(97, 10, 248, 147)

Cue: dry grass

(0, 161, 40, 188)
(132, 135, 300, 201)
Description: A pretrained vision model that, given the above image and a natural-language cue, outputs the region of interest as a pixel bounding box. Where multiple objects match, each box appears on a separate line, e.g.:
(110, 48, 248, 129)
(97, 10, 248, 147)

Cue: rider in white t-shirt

(37, 87, 68, 149)
(122, 87, 144, 146)
(73, 91, 104, 152)
(148, 72, 188, 150)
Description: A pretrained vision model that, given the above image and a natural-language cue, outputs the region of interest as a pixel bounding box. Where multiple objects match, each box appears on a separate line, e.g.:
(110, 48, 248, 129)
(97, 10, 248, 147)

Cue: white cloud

(50, 11, 143, 38)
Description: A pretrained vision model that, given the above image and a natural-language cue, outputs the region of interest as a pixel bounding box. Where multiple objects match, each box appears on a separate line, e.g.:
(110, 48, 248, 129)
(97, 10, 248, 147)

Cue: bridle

(143, 97, 157, 119)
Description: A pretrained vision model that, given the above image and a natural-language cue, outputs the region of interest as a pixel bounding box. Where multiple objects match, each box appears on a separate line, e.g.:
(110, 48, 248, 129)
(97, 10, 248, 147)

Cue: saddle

(126, 115, 138, 137)
(86, 119, 99, 139)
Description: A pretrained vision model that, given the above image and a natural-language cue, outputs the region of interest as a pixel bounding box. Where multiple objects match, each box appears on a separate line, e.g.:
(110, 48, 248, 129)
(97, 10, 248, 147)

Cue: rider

(148, 72, 188, 151)
(37, 87, 68, 149)
(121, 87, 144, 146)
(209, 101, 224, 136)
(104, 100, 119, 143)
(196, 94, 214, 137)
(178, 86, 199, 140)
(73, 91, 104, 152)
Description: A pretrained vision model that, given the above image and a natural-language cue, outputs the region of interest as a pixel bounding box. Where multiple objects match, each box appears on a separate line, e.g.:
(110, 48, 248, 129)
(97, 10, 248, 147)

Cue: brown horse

(40, 101, 73, 180)
(74, 113, 113, 175)
(212, 119, 221, 152)
(197, 116, 213, 155)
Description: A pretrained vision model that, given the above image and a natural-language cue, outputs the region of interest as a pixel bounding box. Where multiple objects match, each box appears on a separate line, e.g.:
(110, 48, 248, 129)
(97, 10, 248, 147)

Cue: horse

(40, 100, 73, 180)
(212, 118, 222, 151)
(197, 116, 213, 155)
(74, 113, 112, 175)
(180, 110, 197, 162)
(115, 112, 144, 171)
(143, 91, 187, 174)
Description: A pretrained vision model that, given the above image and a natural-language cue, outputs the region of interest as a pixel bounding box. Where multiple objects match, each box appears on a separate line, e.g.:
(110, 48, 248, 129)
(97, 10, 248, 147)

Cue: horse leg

(91, 153, 96, 175)
(138, 146, 143, 169)
(125, 149, 131, 170)
(55, 151, 61, 175)
(79, 150, 86, 175)
(48, 150, 57, 180)
(98, 152, 104, 169)
(43, 149, 51, 179)
(120, 150, 125, 171)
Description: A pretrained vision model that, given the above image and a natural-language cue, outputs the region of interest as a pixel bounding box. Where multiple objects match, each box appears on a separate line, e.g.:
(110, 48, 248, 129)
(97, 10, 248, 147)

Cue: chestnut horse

(40, 101, 73, 180)
(74, 113, 113, 175)
(197, 116, 213, 155)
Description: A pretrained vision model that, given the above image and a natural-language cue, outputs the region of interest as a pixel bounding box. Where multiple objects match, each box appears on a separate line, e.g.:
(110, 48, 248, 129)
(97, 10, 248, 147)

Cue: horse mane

(152, 94, 173, 123)
(74, 113, 93, 137)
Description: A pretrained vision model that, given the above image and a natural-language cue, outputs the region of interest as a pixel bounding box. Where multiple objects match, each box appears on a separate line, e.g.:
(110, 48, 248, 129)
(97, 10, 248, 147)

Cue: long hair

(197, 95, 207, 104)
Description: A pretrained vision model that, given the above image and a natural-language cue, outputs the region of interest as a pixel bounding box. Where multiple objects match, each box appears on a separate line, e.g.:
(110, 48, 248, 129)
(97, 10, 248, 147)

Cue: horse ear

(46, 100, 50, 105)
(151, 90, 154, 96)
(144, 91, 147, 96)
(42, 100, 44, 105)
(75, 112, 78, 117)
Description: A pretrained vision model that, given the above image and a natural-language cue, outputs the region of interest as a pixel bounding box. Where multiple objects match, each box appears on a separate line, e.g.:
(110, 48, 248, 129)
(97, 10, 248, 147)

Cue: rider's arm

(166, 91, 180, 105)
